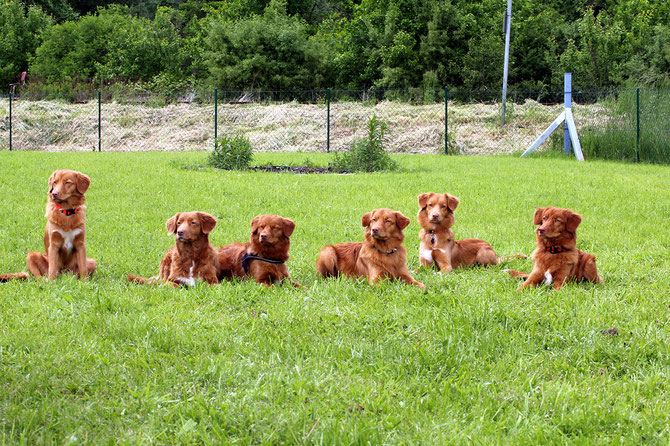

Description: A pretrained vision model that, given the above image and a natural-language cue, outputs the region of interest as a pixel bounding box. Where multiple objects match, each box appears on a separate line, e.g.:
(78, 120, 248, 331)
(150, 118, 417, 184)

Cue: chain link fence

(1, 87, 669, 162)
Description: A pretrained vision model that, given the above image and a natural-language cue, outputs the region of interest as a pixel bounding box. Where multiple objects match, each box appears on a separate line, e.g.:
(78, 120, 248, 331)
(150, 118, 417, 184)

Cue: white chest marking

(53, 229, 82, 254)
(544, 270, 553, 285)
(420, 249, 433, 263)
(177, 261, 197, 287)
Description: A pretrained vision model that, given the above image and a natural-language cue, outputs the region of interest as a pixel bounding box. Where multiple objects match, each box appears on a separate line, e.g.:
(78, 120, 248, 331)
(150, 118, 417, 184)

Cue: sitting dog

(128, 212, 219, 286)
(316, 208, 424, 288)
(507, 206, 603, 290)
(1, 169, 95, 282)
(217, 214, 300, 287)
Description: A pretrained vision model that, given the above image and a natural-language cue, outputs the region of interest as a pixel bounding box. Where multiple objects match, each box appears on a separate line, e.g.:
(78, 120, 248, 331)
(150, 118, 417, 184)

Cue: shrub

(329, 115, 398, 173)
(208, 135, 253, 170)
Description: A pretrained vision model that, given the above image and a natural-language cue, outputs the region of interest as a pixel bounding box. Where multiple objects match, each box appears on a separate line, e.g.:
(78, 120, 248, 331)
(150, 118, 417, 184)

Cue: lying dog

(417, 192, 523, 272)
(316, 208, 424, 288)
(128, 212, 219, 286)
(1, 169, 95, 282)
(507, 206, 603, 290)
(217, 214, 300, 287)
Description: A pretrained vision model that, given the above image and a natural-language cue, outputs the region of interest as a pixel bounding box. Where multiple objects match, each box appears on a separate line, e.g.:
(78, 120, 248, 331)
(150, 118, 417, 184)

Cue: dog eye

(542, 217, 547, 221)
(177, 221, 182, 225)
(385, 219, 392, 223)
(372, 218, 377, 222)
(190, 221, 196, 225)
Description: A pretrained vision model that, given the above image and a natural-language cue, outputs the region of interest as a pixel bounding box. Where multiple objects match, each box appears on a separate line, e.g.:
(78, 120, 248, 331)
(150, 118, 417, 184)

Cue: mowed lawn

(1, 151, 669, 444)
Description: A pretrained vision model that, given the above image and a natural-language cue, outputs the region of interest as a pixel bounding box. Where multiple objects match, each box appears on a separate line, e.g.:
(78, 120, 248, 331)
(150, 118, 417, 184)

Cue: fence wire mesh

(1, 88, 669, 163)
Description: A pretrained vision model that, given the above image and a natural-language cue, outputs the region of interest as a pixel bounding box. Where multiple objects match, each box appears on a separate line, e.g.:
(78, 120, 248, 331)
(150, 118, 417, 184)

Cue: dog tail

(0, 272, 30, 282)
(127, 274, 161, 285)
(504, 269, 530, 280)
(315, 246, 339, 278)
(497, 253, 527, 263)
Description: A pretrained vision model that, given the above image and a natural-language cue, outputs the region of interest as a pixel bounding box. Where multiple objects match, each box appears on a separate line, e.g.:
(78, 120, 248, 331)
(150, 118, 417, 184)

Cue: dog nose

(372, 227, 379, 233)
(177, 230, 185, 236)
(260, 233, 268, 239)
(431, 213, 439, 219)
(538, 227, 545, 234)
(51, 191, 59, 198)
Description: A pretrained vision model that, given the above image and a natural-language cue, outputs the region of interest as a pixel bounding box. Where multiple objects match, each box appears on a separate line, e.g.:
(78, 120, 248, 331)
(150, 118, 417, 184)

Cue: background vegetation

(1, 151, 669, 443)
(3, 0, 670, 93)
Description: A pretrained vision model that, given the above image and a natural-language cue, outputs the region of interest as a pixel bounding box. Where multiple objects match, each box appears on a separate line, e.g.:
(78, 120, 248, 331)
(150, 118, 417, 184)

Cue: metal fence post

(8, 91, 12, 151)
(98, 90, 101, 152)
(214, 88, 218, 150)
(444, 86, 448, 155)
(326, 88, 331, 153)
(636, 88, 640, 163)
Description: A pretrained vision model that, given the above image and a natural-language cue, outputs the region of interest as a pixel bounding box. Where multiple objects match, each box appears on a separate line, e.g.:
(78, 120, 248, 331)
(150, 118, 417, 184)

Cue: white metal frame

(521, 73, 584, 161)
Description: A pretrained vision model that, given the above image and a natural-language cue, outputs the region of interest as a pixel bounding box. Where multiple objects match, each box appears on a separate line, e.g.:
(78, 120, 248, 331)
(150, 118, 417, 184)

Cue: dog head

(48, 170, 90, 204)
(533, 207, 582, 240)
(362, 208, 410, 243)
(417, 192, 458, 229)
(166, 212, 217, 242)
(250, 214, 295, 247)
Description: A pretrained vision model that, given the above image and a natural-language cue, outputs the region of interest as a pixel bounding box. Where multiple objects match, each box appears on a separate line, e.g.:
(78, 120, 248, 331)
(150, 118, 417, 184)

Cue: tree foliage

(4, 0, 670, 92)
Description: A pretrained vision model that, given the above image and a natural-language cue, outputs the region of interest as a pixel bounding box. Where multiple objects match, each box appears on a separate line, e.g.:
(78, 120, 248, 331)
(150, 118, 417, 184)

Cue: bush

(329, 116, 398, 173)
(208, 135, 253, 170)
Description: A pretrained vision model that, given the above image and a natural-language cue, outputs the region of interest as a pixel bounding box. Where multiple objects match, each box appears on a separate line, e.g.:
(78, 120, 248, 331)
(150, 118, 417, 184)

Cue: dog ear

(281, 218, 296, 237)
(418, 193, 431, 209)
(446, 194, 459, 211)
(198, 212, 217, 234)
(395, 212, 410, 230)
(250, 216, 261, 235)
(361, 212, 372, 227)
(75, 172, 91, 194)
(48, 171, 57, 190)
(166, 213, 180, 234)
(533, 207, 546, 225)
(565, 210, 582, 233)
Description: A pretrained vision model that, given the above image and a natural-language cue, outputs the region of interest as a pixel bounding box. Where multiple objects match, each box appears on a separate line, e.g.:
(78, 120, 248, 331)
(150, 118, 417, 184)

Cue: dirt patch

(248, 165, 335, 174)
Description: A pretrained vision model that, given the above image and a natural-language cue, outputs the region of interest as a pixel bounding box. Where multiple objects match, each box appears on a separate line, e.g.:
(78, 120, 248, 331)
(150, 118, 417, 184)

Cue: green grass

(1, 151, 669, 444)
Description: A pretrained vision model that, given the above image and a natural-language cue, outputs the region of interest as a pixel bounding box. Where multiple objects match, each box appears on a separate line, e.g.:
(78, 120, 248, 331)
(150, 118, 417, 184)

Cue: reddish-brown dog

(316, 208, 424, 288)
(417, 192, 501, 273)
(1, 169, 95, 282)
(217, 214, 300, 287)
(507, 206, 603, 290)
(128, 212, 219, 287)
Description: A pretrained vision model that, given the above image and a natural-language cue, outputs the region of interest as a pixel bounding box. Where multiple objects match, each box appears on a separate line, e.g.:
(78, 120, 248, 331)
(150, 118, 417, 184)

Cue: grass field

(1, 151, 669, 444)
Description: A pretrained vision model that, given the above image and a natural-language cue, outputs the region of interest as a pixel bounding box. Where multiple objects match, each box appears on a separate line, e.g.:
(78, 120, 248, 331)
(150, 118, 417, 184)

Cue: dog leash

(241, 252, 285, 273)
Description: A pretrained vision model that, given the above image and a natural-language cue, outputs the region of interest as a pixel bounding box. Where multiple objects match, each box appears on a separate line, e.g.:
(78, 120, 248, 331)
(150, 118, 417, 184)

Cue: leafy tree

(0, 0, 53, 86)
(206, 0, 322, 90)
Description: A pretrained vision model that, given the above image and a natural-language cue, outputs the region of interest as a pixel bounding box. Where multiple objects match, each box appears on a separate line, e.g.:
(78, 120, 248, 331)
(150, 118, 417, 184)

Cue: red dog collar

(53, 203, 78, 216)
(545, 245, 568, 254)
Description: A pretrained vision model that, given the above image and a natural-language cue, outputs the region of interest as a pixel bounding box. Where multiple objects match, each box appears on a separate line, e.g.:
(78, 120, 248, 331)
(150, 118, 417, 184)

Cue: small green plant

(329, 115, 398, 172)
(208, 135, 253, 170)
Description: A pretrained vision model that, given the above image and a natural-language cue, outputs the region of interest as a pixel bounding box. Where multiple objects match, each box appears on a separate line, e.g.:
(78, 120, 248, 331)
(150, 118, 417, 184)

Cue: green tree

(0, 0, 52, 86)
(205, 0, 323, 90)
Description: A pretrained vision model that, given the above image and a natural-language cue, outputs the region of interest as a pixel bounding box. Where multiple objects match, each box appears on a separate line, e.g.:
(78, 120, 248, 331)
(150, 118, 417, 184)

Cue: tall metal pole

(501, 0, 512, 125)
(214, 88, 218, 150)
(564, 73, 572, 154)
(98, 90, 101, 152)
(636, 87, 640, 163)
(444, 86, 448, 155)
(8, 91, 12, 151)
(326, 88, 331, 153)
